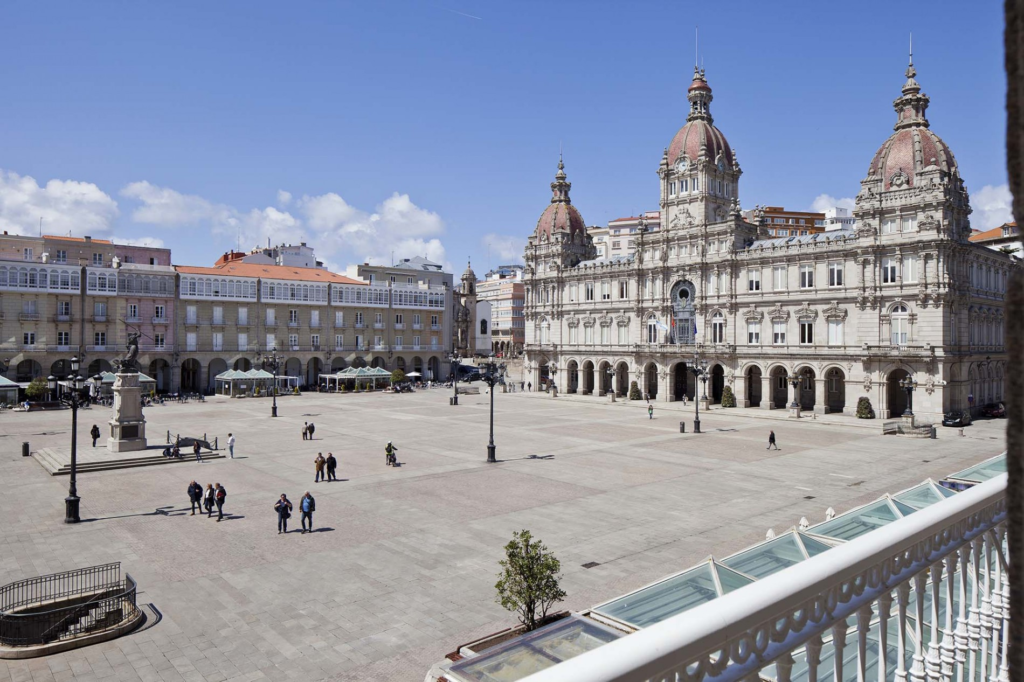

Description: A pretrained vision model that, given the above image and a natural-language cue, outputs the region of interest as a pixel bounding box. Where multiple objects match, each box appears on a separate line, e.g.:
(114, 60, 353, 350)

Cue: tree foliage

(721, 385, 736, 408)
(391, 369, 406, 384)
(628, 380, 642, 400)
(26, 377, 49, 400)
(856, 396, 875, 419)
(495, 530, 566, 632)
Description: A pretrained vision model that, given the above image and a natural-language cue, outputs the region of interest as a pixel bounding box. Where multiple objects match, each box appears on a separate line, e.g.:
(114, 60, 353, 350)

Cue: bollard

(22, 442, 30, 457)
(679, 422, 686, 434)
(958, 428, 964, 437)
(214, 436, 219, 450)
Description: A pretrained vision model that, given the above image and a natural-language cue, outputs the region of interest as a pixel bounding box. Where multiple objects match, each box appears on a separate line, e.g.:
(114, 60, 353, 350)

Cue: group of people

(302, 422, 316, 440)
(313, 452, 338, 481)
(274, 491, 316, 533)
(187, 481, 227, 520)
(163, 441, 205, 462)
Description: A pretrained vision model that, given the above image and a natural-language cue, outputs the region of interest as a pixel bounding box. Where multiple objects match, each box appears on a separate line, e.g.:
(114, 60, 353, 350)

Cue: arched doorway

(50, 359, 72, 379)
(798, 368, 816, 411)
(669, 281, 696, 344)
(771, 367, 788, 408)
(427, 356, 440, 381)
(396, 357, 406, 372)
(598, 361, 612, 395)
(370, 357, 385, 369)
(615, 362, 629, 397)
(149, 359, 170, 391)
(581, 361, 595, 395)
(16, 359, 42, 382)
(826, 368, 846, 413)
(644, 362, 658, 400)
(352, 356, 367, 369)
(285, 358, 302, 383)
(888, 368, 910, 417)
(747, 366, 762, 407)
(181, 359, 201, 392)
(412, 357, 423, 376)
(208, 359, 228, 390)
(538, 361, 550, 388)
(710, 365, 724, 403)
(307, 357, 322, 386)
(331, 357, 347, 372)
(233, 358, 251, 372)
(566, 360, 579, 393)
(673, 362, 689, 401)
(87, 359, 112, 377)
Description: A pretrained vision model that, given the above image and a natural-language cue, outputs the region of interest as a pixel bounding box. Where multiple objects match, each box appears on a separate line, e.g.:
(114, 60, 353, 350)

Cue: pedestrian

(187, 480, 203, 515)
(193, 440, 203, 463)
(325, 452, 337, 481)
(300, 491, 316, 533)
(527, 382, 532, 392)
(520, 381, 524, 392)
(203, 484, 215, 516)
(227, 433, 236, 459)
(172, 444, 181, 459)
(767, 430, 779, 450)
(214, 483, 226, 521)
(307, 422, 315, 440)
(302, 422, 309, 440)
(385, 441, 397, 466)
(648, 404, 654, 420)
(90, 424, 101, 448)
(314, 453, 326, 482)
(275, 494, 293, 534)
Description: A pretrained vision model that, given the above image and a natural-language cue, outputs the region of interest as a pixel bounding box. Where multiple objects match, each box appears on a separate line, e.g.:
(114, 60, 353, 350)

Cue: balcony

(412, 345, 421, 351)
(265, 319, 277, 327)
(312, 344, 321, 352)
(211, 318, 225, 327)
(55, 313, 72, 322)
(46, 345, 72, 352)
(140, 344, 168, 352)
(151, 316, 168, 325)
(431, 324, 441, 331)
(287, 321, 299, 328)
(310, 321, 321, 328)
(520, 472, 1009, 682)
(394, 323, 405, 330)
(237, 318, 249, 327)
(86, 345, 108, 352)
(374, 323, 384, 330)
(290, 345, 300, 351)
(22, 344, 38, 352)
(125, 316, 140, 324)
(394, 344, 403, 351)
(93, 315, 107, 323)
(19, 312, 40, 321)
(185, 317, 199, 326)
(355, 323, 366, 329)
(412, 324, 423, 330)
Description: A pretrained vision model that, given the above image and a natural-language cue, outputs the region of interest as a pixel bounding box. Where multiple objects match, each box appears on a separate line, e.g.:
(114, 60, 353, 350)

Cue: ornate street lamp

(548, 362, 558, 392)
(786, 371, 807, 409)
(605, 366, 616, 401)
(689, 354, 709, 434)
(446, 351, 461, 406)
(899, 375, 918, 417)
(48, 356, 89, 523)
(255, 349, 283, 417)
(481, 353, 507, 463)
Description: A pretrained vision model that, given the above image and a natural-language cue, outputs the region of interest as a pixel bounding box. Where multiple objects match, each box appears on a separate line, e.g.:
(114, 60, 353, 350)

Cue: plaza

(0, 391, 1006, 682)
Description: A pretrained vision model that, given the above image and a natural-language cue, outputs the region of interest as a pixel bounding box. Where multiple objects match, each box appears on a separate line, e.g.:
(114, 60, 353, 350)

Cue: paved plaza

(0, 389, 1006, 682)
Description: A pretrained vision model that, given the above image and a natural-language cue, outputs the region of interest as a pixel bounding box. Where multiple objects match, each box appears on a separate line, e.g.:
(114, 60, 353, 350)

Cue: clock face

(676, 158, 688, 173)
(717, 159, 725, 171)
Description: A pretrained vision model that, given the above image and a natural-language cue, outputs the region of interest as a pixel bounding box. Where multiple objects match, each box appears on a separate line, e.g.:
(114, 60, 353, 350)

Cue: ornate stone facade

(523, 61, 1013, 420)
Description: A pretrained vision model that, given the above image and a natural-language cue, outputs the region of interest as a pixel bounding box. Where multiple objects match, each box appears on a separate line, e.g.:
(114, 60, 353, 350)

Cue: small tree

(721, 385, 736, 408)
(495, 530, 566, 632)
(391, 369, 406, 384)
(26, 377, 49, 401)
(856, 396, 875, 419)
(628, 380, 642, 400)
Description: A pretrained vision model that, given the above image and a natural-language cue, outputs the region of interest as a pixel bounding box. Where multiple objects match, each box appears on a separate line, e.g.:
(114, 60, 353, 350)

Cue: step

(32, 448, 226, 476)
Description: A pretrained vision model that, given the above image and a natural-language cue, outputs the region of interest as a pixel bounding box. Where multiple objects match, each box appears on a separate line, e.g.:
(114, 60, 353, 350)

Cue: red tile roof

(43, 235, 113, 244)
(175, 262, 365, 284)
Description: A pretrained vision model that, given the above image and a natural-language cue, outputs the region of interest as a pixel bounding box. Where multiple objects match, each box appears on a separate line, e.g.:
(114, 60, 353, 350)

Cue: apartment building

(741, 206, 827, 237)
(477, 265, 524, 355)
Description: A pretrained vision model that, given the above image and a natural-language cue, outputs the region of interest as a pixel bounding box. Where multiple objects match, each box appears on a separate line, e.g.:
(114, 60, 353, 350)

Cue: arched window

(480, 319, 488, 335)
(891, 305, 909, 345)
(646, 317, 660, 344)
(712, 312, 725, 344)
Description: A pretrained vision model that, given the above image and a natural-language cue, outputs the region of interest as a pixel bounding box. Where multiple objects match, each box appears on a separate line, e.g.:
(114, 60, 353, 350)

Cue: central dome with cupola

(666, 67, 734, 171)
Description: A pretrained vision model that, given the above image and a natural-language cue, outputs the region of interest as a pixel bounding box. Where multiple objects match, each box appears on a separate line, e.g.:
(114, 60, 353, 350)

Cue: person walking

(314, 453, 326, 482)
(188, 480, 203, 515)
(527, 382, 532, 392)
(302, 422, 309, 441)
(307, 422, 315, 440)
(203, 484, 215, 516)
(325, 452, 337, 481)
(90, 424, 101, 448)
(767, 430, 779, 450)
(227, 433, 236, 459)
(648, 404, 654, 420)
(275, 494, 293, 534)
(193, 441, 203, 463)
(300, 491, 316, 533)
(385, 441, 397, 467)
(214, 483, 226, 521)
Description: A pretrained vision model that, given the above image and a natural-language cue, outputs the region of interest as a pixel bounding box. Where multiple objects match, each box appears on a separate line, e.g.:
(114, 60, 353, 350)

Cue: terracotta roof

(43, 235, 113, 244)
(970, 223, 1019, 242)
(667, 118, 734, 168)
(175, 262, 365, 284)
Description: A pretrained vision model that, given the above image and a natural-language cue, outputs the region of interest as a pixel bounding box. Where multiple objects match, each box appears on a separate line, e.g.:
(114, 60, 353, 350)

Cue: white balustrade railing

(522, 474, 1008, 682)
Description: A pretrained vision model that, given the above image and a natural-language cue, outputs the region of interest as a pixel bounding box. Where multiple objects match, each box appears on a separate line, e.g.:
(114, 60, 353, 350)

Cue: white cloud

(277, 190, 292, 207)
(0, 170, 119, 237)
(481, 233, 524, 263)
(973, 184, 1013, 229)
(810, 193, 856, 213)
(115, 235, 166, 249)
(120, 181, 233, 227)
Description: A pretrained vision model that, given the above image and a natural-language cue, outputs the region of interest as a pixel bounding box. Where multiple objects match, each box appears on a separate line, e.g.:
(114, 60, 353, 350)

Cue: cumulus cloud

(810, 193, 856, 213)
(115, 235, 166, 249)
(972, 184, 1013, 230)
(481, 233, 525, 263)
(277, 190, 292, 207)
(0, 169, 119, 237)
(120, 181, 234, 227)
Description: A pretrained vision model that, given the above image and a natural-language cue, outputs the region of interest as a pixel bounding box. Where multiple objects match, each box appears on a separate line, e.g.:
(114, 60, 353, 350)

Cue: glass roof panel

(447, 615, 622, 682)
(715, 564, 756, 593)
(892, 499, 919, 517)
(894, 483, 945, 510)
(593, 562, 720, 628)
(937, 485, 957, 498)
(721, 534, 808, 580)
(948, 454, 1006, 483)
(798, 533, 832, 557)
(808, 500, 899, 542)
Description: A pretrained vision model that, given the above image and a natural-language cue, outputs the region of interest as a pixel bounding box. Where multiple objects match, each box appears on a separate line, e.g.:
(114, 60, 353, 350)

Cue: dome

(533, 158, 587, 240)
(667, 67, 733, 168)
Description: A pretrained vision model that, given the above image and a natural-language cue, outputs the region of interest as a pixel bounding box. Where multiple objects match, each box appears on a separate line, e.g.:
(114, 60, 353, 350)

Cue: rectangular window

(289, 333, 299, 348)
(618, 325, 628, 344)
(58, 301, 71, 316)
(773, 266, 787, 291)
(882, 258, 898, 284)
(266, 308, 275, 325)
(310, 310, 320, 327)
(24, 332, 35, 346)
(600, 325, 610, 344)
(375, 312, 383, 325)
(712, 318, 725, 343)
(374, 335, 383, 348)
(585, 283, 595, 301)
(94, 301, 107, 318)
(237, 307, 248, 325)
(212, 305, 223, 324)
(799, 321, 814, 344)
(54, 250, 67, 263)
(413, 313, 421, 326)
(395, 313, 403, 325)
(186, 305, 197, 324)
(773, 321, 786, 345)
(154, 333, 165, 349)
(412, 335, 419, 348)
(431, 336, 438, 348)
(311, 334, 320, 349)
(747, 321, 760, 344)
(187, 333, 197, 351)
(619, 281, 628, 298)
(601, 282, 610, 300)
(901, 215, 916, 232)
(92, 253, 103, 266)
(335, 311, 344, 327)
(289, 309, 299, 325)
(882, 218, 897, 234)
(431, 314, 439, 328)
(394, 336, 403, 348)
(238, 333, 248, 351)
(23, 248, 33, 261)
(748, 269, 760, 291)
(569, 284, 577, 302)
(903, 255, 918, 283)
(584, 325, 594, 344)
(58, 331, 70, 346)
(154, 304, 165, 319)
(23, 300, 37, 314)
(266, 333, 276, 350)
(799, 265, 814, 289)
(828, 262, 844, 287)
(827, 320, 843, 346)
(355, 312, 364, 327)
(95, 331, 107, 346)
(568, 326, 578, 344)
(212, 332, 223, 351)
(355, 334, 363, 349)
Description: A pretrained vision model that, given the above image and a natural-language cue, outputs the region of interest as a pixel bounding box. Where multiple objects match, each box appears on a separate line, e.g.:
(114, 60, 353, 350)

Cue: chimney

(84, 236, 92, 242)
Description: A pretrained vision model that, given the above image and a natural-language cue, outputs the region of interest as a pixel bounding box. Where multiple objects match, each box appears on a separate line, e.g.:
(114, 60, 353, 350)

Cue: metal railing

(0, 562, 139, 647)
(523, 473, 1009, 682)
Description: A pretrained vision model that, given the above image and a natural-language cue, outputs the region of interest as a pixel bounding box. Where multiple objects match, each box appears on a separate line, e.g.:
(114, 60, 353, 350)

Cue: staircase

(32, 447, 225, 476)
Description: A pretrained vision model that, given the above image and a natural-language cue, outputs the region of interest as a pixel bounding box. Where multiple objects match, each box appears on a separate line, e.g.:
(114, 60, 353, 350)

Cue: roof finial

(909, 32, 913, 66)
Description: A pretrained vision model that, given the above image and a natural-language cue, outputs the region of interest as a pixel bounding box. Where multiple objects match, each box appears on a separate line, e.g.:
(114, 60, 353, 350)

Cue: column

(814, 377, 827, 414)
(761, 373, 772, 410)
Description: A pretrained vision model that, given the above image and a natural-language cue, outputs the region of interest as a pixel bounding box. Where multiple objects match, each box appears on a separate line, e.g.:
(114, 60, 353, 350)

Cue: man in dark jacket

(188, 480, 203, 515)
(193, 441, 203, 463)
(275, 494, 293, 534)
(300, 491, 316, 533)
(307, 422, 315, 439)
(325, 453, 337, 481)
(90, 424, 101, 447)
(214, 483, 226, 521)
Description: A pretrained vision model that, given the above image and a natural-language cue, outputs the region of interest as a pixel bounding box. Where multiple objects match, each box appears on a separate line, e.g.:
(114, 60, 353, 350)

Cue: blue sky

(0, 1, 1009, 272)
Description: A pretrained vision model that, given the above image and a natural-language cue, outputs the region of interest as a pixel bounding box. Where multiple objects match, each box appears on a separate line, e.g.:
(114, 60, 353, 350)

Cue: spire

(550, 156, 571, 204)
(686, 66, 713, 124)
(893, 47, 929, 130)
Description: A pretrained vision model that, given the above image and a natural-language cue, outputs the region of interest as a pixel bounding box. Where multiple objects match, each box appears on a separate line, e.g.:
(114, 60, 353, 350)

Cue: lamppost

(256, 349, 283, 417)
(48, 357, 91, 523)
(689, 354, 709, 433)
(481, 353, 507, 463)
(606, 366, 616, 402)
(548, 362, 558, 393)
(787, 371, 805, 409)
(899, 375, 918, 417)
(446, 351, 461, 406)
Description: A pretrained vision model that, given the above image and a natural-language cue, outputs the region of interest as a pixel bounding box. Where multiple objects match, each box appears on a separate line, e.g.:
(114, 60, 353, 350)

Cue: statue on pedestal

(113, 332, 141, 374)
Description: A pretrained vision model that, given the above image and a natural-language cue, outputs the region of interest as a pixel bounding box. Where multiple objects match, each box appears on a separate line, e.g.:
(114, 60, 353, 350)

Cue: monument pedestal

(108, 373, 147, 453)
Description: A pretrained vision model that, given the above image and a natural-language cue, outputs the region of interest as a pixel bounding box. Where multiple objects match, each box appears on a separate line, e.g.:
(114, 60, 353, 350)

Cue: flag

(693, 320, 698, 336)
(654, 320, 670, 332)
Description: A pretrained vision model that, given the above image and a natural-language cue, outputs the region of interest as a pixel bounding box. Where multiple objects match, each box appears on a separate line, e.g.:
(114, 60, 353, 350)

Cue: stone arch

(395, 357, 406, 371)
(352, 356, 367, 369)
(148, 358, 170, 392)
(331, 357, 347, 372)
(565, 359, 579, 393)
(643, 361, 659, 400)
(180, 358, 201, 392)
(369, 356, 384, 369)
(615, 361, 630, 396)
(285, 358, 302, 380)
(307, 357, 323, 387)
(87, 359, 112, 377)
(427, 356, 440, 381)
(581, 360, 595, 395)
(233, 357, 252, 372)
(50, 359, 72, 379)
(769, 364, 789, 409)
(746, 364, 763, 407)
(598, 360, 613, 395)
(794, 365, 816, 411)
(208, 358, 228, 389)
(887, 368, 911, 417)
(412, 356, 423, 374)
(824, 366, 846, 413)
(16, 359, 42, 382)
(710, 364, 725, 403)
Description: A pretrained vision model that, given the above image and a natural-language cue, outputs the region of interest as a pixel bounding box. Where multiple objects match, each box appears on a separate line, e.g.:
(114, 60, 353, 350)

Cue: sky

(0, 1, 1011, 273)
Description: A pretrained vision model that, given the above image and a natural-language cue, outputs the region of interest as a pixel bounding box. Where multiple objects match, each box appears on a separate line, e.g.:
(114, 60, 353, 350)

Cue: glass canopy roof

(944, 453, 1006, 487)
(720, 532, 831, 580)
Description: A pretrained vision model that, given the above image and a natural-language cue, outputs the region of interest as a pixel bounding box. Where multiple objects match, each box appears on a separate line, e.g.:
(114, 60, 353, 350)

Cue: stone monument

(108, 332, 147, 452)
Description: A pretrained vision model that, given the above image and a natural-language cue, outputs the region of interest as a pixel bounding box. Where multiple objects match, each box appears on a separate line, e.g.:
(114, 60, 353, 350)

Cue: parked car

(941, 410, 972, 427)
(980, 402, 1006, 418)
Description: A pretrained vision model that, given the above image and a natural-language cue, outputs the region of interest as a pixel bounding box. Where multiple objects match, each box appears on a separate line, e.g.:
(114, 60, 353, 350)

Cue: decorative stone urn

(108, 373, 147, 452)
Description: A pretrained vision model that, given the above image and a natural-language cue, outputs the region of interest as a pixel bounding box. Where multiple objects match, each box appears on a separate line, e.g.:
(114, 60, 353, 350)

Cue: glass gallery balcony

(436, 454, 1008, 682)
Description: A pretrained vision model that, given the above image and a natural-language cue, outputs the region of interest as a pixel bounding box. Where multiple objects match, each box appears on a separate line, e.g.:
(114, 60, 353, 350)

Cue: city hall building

(522, 60, 1012, 420)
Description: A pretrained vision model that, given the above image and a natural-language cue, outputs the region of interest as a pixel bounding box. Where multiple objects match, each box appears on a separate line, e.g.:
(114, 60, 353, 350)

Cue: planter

(450, 611, 570, 658)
